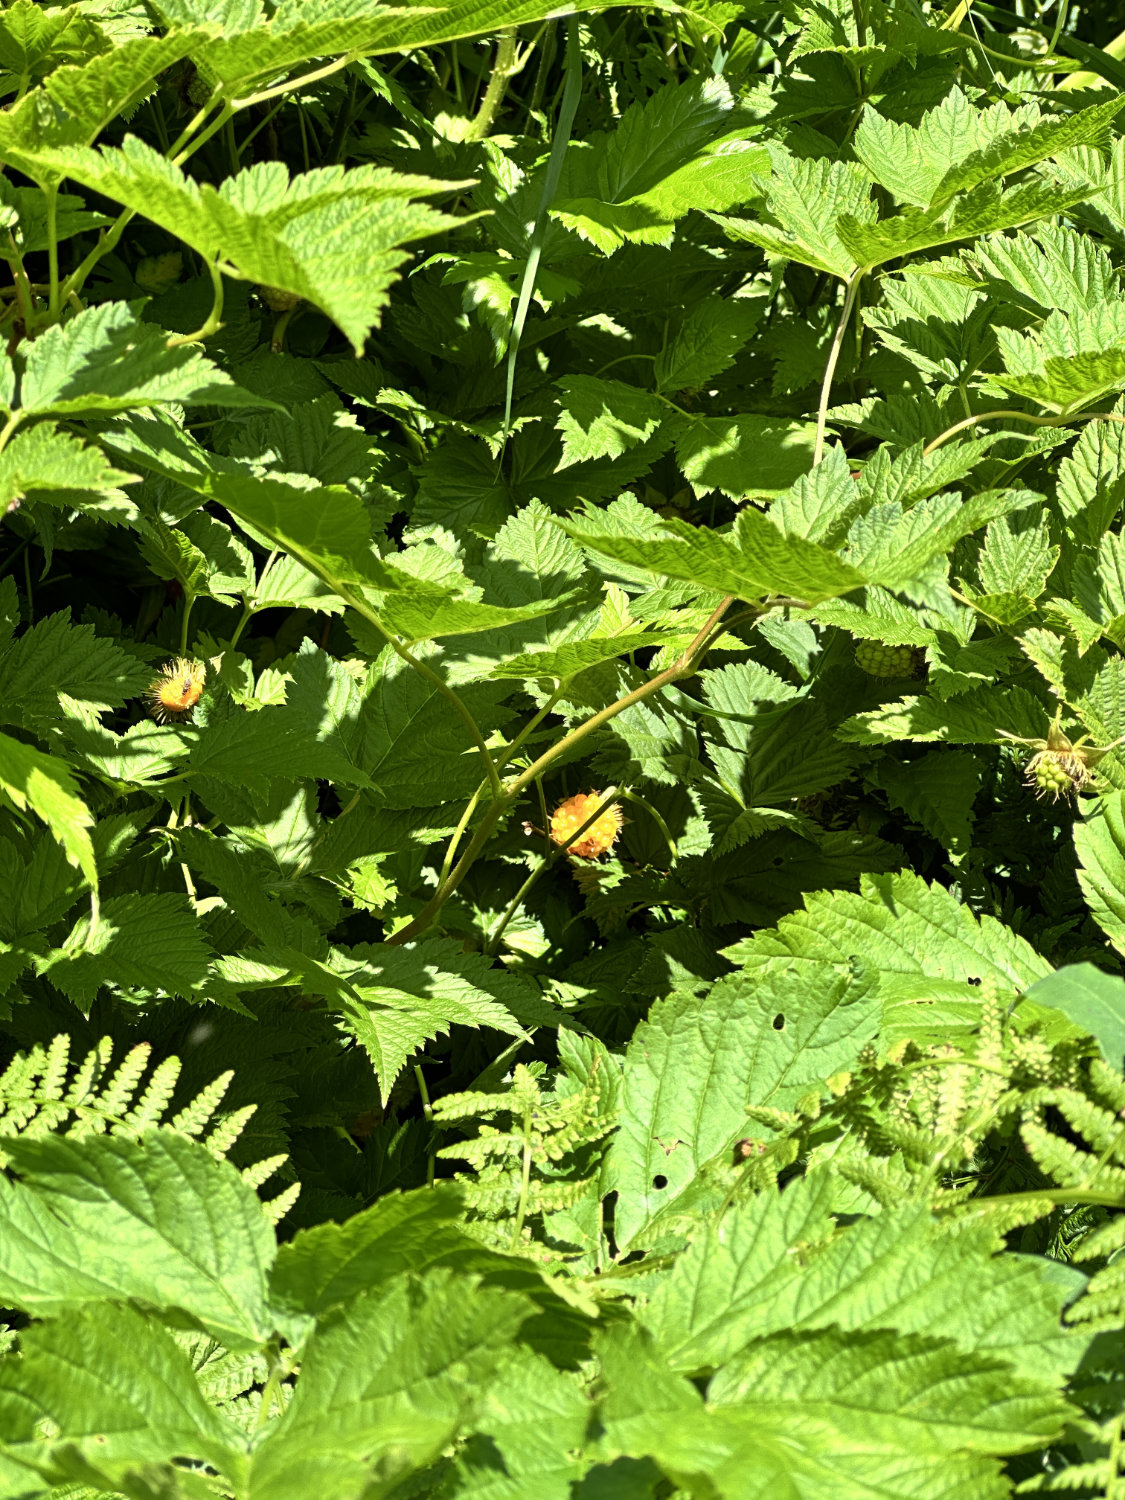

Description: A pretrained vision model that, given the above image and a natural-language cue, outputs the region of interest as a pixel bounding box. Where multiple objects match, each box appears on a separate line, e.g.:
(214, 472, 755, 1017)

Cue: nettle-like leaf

(20, 139, 467, 352)
(0, 1130, 274, 1348)
(711, 150, 875, 278)
(11, 300, 269, 416)
(551, 76, 767, 252)
(604, 966, 880, 1250)
(0, 730, 97, 892)
(0, 30, 210, 169)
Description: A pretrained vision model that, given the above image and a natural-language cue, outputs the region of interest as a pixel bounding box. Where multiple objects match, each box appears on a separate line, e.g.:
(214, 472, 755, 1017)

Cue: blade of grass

(501, 20, 581, 448)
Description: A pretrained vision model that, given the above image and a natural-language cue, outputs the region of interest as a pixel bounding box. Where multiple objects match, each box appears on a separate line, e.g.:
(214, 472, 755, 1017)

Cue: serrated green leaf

(0, 1131, 274, 1347)
(603, 966, 879, 1250)
(37, 892, 212, 1004)
(561, 508, 866, 606)
(555, 376, 666, 466)
(14, 301, 269, 417)
(654, 298, 762, 392)
(0, 730, 96, 891)
(675, 414, 819, 499)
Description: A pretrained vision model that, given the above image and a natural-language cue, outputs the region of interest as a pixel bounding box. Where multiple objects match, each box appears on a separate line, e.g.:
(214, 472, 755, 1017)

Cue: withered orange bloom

(549, 791, 623, 859)
(147, 657, 206, 723)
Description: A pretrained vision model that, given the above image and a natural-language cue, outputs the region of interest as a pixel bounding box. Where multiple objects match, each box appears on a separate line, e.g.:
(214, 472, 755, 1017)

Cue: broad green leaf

(269, 1183, 515, 1326)
(37, 892, 212, 1004)
(599, 1321, 1070, 1500)
(15, 301, 269, 416)
(0, 32, 209, 170)
(104, 413, 412, 594)
(378, 590, 585, 643)
(22, 138, 465, 353)
(603, 967, 880, 1250)
(1024, 962, 1125, 1069)
(1074, 794, 1125, 964)
(279, 939, 553, 1102)
(711, 152, 875, 278)
(0, 730, 96, 890)
(561, 509, 866, 606)
(0, 1131, 274, 1348)
(150, 0, 685, 92)
(867, 749, 981, 861)
(0, 1305, 244, 1490)
(722, 869, 1053, 1014)
(638, 1171, 1086, 1381)
(0, 607, 150, 731)
(551, 77, 764, 252)
(675, 414, 819, 499)
(840, 684, 1048, 745)
(973, 224, 1119, 319)
(0, 421, 138, 523)
(852, 91, 1121, 213)
(654, 298, 762, 392)
(837, 180, 1095, 270)
(489, 631, 680, 680)
(247, 1270, 530, 1500)
(555, 376, 667, 466)
(353, 648, 513, 807)
(992, 305, 1125, 413)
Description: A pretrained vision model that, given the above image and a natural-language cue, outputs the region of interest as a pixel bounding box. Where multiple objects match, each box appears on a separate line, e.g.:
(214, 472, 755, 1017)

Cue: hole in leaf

(652, 1174, 668, 1190)
(968, 976, 982, 986)
(772, 1014, 785, 1030)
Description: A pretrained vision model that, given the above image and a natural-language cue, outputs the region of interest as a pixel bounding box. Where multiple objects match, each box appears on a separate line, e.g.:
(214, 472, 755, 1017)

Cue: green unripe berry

(855, 639, 916, 678)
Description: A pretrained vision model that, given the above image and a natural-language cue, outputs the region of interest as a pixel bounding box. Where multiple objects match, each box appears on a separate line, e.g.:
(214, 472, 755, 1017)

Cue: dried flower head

(147, 657, 206, 723)
(549, 790, 623, 859)
(998, 708, 1123, 801)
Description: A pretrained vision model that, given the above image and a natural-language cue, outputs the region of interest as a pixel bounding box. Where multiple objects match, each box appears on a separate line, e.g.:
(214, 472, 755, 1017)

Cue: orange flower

(147, 657, 206, 723)
(549, 791, 622, 859)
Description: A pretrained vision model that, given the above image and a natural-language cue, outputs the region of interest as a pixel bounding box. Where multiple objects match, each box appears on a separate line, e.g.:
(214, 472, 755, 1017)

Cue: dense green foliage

(4, 0, 1125, 1495)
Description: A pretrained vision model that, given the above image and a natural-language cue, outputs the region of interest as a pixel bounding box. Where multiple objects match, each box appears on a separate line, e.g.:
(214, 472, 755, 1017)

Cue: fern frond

(241, 1152, 288, 1193)
(92, 1043, 153, 1129)
(204, 1103, 256, 1160)
(262, 1180, 302, 1226)
(171, 1068, 234, 1137)
(123, 1055, 182, 1132)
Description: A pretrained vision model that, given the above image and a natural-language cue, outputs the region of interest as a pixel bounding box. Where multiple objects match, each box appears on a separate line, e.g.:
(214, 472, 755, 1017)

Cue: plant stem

(466, 30, 521, 140)
(389, 596, 734, 945)
(438, 783, 485, 886)
(814, 270, 863, 466)
(43, 184, 60, 322)
(179, 593, 195, 657)
(922, 407, 1125, 457)
(166, 259, 225, 346)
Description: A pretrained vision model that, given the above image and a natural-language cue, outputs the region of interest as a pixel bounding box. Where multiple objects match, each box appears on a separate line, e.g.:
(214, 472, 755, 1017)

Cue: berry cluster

(1026, 750, 1089, 801)
(549, 791, 623, 859)
(854, 639, 917, 678)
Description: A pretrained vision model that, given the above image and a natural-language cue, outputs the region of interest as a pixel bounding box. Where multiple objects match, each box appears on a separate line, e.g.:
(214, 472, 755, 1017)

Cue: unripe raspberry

(855, 639, 917, 678)
(549, 791, 622, 859)
(1027, 750, 1090, 800)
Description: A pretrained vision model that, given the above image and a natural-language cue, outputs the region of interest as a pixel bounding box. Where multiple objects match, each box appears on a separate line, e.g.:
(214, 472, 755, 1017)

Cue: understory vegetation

(4, 0, 1125, 1495)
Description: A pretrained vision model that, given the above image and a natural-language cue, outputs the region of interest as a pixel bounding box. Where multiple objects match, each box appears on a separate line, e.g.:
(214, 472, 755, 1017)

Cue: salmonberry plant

(5, 0, 1125, 1495)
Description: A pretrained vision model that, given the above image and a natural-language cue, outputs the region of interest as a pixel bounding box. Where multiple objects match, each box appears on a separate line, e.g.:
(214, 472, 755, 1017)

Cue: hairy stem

(466, 30, 521, 141)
